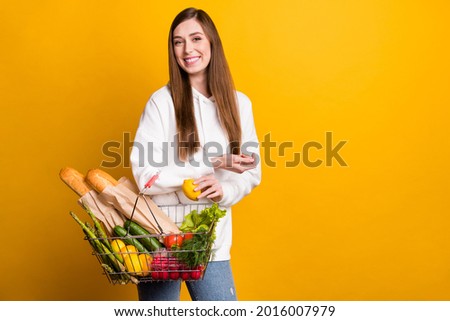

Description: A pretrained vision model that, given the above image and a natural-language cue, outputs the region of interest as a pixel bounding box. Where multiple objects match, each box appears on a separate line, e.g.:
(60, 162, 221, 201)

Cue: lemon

(182, 178, 201, 201)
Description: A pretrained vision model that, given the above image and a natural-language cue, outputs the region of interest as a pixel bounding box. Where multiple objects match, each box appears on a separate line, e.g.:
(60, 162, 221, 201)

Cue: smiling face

(172, 18, 211, 81)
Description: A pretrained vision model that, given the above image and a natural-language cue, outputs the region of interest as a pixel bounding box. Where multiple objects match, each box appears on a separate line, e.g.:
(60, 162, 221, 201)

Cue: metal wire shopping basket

(86, 202, 217, 285)
(84, 174, 219, 285)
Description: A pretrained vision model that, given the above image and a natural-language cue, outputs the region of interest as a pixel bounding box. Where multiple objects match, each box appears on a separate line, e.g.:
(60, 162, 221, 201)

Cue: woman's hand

(194, 174, 223, 202)
(211, 153, 257, 174)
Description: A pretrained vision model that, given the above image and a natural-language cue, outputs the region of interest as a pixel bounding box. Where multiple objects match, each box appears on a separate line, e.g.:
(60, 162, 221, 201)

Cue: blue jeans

(137, 260, 237, 301)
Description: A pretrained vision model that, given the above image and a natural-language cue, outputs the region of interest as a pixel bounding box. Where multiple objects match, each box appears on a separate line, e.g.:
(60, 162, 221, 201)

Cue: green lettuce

(175, 203, 226, 267)
(180, 203, 226, 236)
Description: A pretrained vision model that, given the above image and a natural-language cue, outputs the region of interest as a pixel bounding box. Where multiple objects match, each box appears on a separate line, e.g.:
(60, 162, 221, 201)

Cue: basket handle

(144, 171, 160, 189)
(128, 171, 164, 235)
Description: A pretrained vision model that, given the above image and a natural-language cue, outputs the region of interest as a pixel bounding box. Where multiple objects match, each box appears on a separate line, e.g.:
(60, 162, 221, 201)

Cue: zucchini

(124, 220, 164, 252)
(113, 225, 147, 253)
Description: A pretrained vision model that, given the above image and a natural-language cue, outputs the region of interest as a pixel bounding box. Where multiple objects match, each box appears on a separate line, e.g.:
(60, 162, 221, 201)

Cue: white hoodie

(130, 85, 261, 261)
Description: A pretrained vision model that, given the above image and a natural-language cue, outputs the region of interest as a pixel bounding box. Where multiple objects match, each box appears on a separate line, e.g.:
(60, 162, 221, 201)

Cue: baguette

(59, 167, 92, 197)
(85, 168, 119, 193)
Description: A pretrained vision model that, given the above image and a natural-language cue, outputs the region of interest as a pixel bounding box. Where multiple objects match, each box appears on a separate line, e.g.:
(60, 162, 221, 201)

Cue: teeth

(184, 57, 200, 64)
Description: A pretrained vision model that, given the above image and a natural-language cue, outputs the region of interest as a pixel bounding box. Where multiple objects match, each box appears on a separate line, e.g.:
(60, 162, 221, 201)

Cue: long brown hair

(168, 7, 241, 161)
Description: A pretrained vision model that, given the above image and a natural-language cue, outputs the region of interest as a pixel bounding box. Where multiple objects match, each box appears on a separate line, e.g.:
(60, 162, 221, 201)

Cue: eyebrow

(173, 32, 204, 39)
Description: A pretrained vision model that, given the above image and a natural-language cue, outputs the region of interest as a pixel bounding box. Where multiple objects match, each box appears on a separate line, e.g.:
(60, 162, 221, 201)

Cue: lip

(183, 56, 200, 66)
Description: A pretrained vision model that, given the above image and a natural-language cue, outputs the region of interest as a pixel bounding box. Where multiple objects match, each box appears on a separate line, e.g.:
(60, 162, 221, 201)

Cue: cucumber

(113, 225, 147, 253)
(124, 220, 164, 252)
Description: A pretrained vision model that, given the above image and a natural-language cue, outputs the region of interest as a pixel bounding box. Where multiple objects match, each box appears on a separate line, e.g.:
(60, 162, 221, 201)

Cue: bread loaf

(59, 167, 92, 196)
(85, 169, 119, 193)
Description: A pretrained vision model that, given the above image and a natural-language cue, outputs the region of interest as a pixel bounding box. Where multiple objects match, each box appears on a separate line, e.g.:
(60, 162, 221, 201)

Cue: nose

(184, 40, 193, 54)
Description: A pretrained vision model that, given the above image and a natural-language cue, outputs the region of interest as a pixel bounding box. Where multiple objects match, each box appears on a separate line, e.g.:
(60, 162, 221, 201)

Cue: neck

(189, 73, 210, 98)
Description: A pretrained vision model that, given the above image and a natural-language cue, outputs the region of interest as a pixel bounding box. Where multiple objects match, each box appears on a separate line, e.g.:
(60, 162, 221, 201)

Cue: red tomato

(164, 234, 184, 250)
(183, 232, 194, 241)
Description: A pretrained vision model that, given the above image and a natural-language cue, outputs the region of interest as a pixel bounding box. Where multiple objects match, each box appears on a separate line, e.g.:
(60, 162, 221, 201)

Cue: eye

(173, 40, 183, 46)
(192, 36, 202, 42)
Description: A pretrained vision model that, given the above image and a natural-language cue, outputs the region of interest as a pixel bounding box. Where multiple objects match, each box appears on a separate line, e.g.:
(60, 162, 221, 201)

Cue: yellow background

(1, 0, 449, 300)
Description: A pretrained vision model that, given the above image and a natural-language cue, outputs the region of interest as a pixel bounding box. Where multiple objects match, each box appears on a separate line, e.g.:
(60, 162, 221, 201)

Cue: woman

(130, 7, 261, 301)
